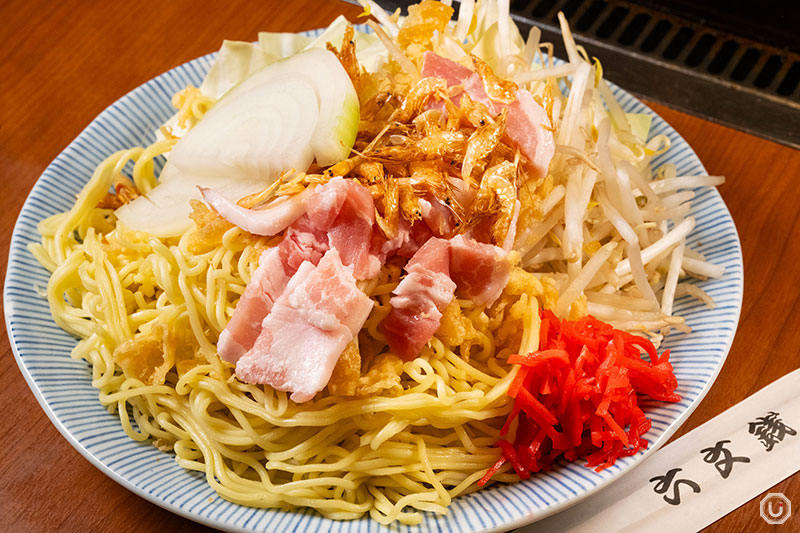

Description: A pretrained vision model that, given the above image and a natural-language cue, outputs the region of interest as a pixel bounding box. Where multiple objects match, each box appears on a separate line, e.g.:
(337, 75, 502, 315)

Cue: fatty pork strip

(381, 237, 456, 361)
(236, 248, 373, 402)
(449, 234, 511, 307)
(217, 247, 290, 362)
(420, 52, 555, 178)
(381, 234, 512, 360)
(280, 176, 376, 278)
(214, 176, 378, 363)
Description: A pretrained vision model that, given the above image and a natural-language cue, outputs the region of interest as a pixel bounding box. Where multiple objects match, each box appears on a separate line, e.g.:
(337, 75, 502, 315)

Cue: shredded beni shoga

(319, 0, 724, 341)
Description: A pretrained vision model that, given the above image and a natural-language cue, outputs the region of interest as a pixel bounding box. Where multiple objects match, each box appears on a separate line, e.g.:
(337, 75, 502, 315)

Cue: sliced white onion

(169, 78, 318, 182)
(116, 48, 358, 237)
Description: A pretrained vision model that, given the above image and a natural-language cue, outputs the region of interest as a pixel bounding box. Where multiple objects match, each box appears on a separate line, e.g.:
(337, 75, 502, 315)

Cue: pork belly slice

(421, 51, 474, 85)
(380, 235, 513, 360)
(420, 52, 555, 178)
(505, 89, 555, 180)
(381, 238, 456, 360)
(323, 177, 376, 279)
(290, 175, 376, 279)
(218, 221, 327, 364)
(386, 218, 434, 259)
(367, 218, 432, 279)
(449, 234, 511, 307)
(235, 248, 373, 402)
(216, 212, 329, 363)
(205, 176, 378, 279)
(271, 176, 370, 276)
(216, 177, 382, 364)
(217, 247, 290, 363)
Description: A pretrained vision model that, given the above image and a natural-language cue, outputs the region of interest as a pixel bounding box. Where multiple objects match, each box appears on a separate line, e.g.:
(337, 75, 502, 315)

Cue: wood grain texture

(0, 1, 797, 531)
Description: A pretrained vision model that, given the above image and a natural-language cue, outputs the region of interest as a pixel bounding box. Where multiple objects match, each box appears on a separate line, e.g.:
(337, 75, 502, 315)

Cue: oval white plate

(4, 29, 743, 533)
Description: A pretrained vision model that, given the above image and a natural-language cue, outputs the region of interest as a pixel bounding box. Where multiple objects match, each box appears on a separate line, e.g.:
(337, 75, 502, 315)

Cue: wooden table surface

(1, 0, 798, 531)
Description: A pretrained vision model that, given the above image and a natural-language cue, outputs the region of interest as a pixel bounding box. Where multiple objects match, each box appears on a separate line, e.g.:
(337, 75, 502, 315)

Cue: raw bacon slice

(368, 218, 432, 278)
(278, 217, 329, 273)
(420, 51, 555, 178)
(449, 234, 511, 307)
(216, 177, 379, 363)
(235, 248, 373, 402)
(381, 238, 456, 360)
(421, 52, 474, 86)
(380, 234, 513, 360)
(505, 89, 555, 179)
(421, 52, 490, 105)
(217, 247, 290, 363)
(462, 72, 494, 110)
(398, 219, 434, 258)
(206, 176, 379, 279)
(405, 234, 451, 273)
(324, 178, 376, 279)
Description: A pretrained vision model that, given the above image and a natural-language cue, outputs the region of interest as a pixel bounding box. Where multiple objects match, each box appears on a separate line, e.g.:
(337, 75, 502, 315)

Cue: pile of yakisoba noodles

(30, 0, 724, 525)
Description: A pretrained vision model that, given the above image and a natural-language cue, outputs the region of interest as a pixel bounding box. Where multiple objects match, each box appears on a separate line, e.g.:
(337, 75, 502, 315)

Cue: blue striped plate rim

(3, 27, 743, 533)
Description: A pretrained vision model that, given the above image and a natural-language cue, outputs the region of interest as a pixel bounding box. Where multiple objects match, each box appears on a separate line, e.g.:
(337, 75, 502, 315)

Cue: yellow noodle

(32, 129, 544, 525)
